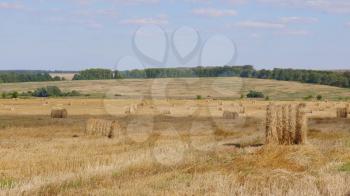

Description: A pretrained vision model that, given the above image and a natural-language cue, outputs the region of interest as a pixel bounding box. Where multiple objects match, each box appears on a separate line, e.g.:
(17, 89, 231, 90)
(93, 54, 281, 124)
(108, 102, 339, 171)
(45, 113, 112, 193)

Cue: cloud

(276, 29, 311, 36)
(236, 20, 286, 29)
(256, 0, 350, 14)
(0, 2, 24, 10)
(280, 16, 318, 24)
(192, 8, 237, 17)
(72, 9, 118, 17)
(120, 16, 169, 25)
(71, 0, 160, 6)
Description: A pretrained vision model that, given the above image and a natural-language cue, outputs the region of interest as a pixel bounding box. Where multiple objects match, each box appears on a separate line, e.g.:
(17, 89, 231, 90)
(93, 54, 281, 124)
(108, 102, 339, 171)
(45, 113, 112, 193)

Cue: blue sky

(0, 0, 350, 71)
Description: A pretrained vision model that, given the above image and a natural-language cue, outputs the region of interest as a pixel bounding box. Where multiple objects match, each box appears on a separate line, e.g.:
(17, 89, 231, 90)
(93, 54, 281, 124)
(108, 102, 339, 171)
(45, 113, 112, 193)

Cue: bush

(32, 86, 62, 97)
(304, 95, 314, 100)
(63, 90, 81, 97)
(339, 162, 350, 172)
(33, 87, 49, 97)
(316, 95, 323, 100)
(11, 91, 18, 99)
(1, 92, 6, 99)
(32, 86, 81, 97)
(196, 95, 202, 100)
(246, 90, 265, 98)
(46, 86, 62, 96)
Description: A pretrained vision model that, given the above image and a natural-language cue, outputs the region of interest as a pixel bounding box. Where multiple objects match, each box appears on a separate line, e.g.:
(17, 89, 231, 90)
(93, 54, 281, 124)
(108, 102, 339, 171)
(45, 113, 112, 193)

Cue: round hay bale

(51, 108, 68, 118)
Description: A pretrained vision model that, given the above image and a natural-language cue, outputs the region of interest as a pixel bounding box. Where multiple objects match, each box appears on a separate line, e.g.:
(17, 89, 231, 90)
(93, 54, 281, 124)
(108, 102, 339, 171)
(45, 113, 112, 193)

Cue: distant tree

(317, 95, 323, 100)
(247, 90, 265, 98)
(73, 69, 114, 80)
(53, 76, 62, 81)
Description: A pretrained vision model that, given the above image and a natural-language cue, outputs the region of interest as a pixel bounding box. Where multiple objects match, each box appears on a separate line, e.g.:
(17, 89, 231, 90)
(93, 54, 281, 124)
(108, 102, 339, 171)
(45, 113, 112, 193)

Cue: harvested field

(0, 97, 349, 195)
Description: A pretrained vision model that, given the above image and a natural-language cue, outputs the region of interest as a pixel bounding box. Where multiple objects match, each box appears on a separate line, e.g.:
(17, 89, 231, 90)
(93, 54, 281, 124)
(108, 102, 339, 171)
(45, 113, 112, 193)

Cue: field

(0, 78, 350, 195)
(49, 73, 77, 81)
(1, 77, 350, 100)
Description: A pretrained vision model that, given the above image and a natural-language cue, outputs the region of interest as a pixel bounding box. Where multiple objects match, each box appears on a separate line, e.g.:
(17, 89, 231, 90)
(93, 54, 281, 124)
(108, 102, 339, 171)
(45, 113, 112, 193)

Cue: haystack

(337, 108, 348, 118)
(85, 118, 120, 138)
(265, 103, 307, 145)
(125, 105, 136, 114)
(51, 108, 68, 118)
(223, 111, 239, 119)
(161, 109, 171, 115)
(265, 103, 278, 145)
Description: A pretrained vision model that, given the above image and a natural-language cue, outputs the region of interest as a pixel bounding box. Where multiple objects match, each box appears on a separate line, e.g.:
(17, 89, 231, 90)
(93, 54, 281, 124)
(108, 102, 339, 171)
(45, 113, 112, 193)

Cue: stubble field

(0, 78, 350, 195)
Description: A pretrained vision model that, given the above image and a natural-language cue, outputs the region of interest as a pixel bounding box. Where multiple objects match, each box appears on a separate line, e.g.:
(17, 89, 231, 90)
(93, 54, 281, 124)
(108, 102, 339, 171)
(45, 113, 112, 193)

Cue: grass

(339, 162, 350, 172)
(0, 77, 349, 100)
(0, 177, 16, 189)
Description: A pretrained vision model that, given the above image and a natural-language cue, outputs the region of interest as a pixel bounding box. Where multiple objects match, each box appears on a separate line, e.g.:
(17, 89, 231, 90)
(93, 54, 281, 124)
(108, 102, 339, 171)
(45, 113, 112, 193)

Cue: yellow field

(0, 96, 349, 195)
(49, 73, 76, 81)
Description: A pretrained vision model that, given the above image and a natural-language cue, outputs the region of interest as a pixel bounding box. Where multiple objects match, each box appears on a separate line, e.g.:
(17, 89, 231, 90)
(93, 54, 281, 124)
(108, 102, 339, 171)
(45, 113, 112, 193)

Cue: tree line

(72, 66, 350, 89)
(0, 72, 63, 83)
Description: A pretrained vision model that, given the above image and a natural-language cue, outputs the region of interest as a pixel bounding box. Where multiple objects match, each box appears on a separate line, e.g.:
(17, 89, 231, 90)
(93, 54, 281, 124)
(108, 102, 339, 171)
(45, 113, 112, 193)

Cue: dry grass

(0, 78, 349, 195)
(0, 77, 350, 100)
(0, 98, 349, 195)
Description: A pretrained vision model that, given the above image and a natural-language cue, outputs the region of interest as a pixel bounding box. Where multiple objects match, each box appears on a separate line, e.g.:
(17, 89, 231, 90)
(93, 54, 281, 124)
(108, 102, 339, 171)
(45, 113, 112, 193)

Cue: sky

(0, 0, 350, 71)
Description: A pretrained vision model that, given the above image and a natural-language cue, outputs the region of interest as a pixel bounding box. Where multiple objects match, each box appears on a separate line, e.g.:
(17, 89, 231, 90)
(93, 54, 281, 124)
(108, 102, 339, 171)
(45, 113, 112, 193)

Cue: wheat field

(0, 78, 350, 195)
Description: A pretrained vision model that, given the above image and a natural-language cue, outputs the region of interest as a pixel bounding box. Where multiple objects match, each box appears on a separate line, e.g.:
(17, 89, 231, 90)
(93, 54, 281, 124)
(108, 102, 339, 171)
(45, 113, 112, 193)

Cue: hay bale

(265, 103, 279, 145)
(295, 104, 308, 144)
(223, 111, 239, 119)
(288, 104, 296, 143)
(276, 105, 283, 143)
(265, 103, 307, 145)
(238, 106, 245, 114)
(161, 109, 171, 115)
(85, 119, 120, 138)
(125, 105, 136, 114)
(51, 108, 68, 118)
(337, 108, 348, 118)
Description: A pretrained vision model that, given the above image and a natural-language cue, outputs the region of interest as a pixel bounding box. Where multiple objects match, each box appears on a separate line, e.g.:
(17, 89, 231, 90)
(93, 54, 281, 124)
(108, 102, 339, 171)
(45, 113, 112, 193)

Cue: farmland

(0, 78, 350, 195)
(1, 77, 350, 100)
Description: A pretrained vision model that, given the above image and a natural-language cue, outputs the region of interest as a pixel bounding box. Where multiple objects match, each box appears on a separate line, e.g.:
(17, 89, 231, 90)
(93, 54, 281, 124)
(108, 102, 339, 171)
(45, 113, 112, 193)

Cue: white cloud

(280, 16, 318, 24)
(192, 8, 237, 17)
(256, 0, 350, 14)
(0, 2, 24, 10)
(120, 16, 168, 25)
(72, 9, 118, 17)
(276, 29, 311, 36)
(236, 20, 286, 29)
